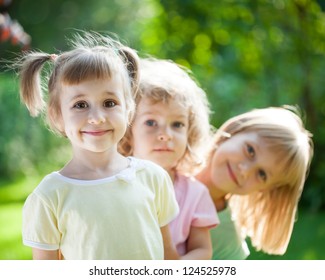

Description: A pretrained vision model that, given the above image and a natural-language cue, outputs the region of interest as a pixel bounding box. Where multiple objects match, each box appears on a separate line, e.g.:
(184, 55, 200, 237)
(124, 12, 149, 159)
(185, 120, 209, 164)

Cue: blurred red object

(0, 0, 31, 50)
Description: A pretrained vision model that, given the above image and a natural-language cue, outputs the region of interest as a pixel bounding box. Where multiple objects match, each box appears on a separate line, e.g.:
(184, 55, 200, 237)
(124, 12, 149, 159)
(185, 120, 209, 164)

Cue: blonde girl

(17, 32, 179, 260)
(119, 57, 219, 260)
(196, 106, 313, 259)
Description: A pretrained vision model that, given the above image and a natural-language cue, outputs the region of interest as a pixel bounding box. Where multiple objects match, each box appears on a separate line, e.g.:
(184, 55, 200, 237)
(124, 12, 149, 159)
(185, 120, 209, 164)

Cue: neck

(196, 163, 228, 211)
(166, 168, 176, 183)
(61, 146, 128, 180)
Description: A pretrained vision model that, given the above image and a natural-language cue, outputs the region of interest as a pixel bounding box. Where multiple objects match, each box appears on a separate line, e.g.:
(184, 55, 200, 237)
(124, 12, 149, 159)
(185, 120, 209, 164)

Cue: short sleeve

(191, 185, 219, 228)
(22, 192, 60, 250)
(154, 168, 179, 227)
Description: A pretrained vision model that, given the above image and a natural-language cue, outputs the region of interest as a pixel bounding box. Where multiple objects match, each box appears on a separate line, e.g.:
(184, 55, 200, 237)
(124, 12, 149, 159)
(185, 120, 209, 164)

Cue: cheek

(179, 139, 188, 155)
(209, 152, 228, 184)
(131, 125, 146, 143)
(241, 179, 262, 194)
(116, 112, 128, 126)
(49, 106, 65, 134)
(176, 131, 188, 146)
(133, 125, 155, 141)
(211, 162, 225, 179)
(111, 111, 128, 132)
(211, 150, 222, 169)
(63, 114, 79, 129)
(131, 129, 150, 156)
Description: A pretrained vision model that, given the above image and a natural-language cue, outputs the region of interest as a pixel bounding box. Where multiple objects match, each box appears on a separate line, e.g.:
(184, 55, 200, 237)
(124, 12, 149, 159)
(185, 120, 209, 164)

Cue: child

(17, 32, 179, 260)
(119, 58, 219, 260)
(196, 106, 314, 259)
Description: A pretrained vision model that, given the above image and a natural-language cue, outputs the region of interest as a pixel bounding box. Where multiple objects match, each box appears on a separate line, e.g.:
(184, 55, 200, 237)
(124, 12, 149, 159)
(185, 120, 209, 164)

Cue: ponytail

(118, 47, 139, 95)
(19, 52, 55, 117)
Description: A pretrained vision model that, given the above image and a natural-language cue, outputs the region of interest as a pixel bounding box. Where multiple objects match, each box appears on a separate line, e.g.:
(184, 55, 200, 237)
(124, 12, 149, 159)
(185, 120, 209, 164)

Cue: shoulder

(24, 172, 63, 209)
(129, 157, 174, 193)
(176, 174, 209, 194)
(217, 205, 234, 222)
(130, 157, 169, 177)
(34, 172, 63, 191)
(31, 172, 77, 202)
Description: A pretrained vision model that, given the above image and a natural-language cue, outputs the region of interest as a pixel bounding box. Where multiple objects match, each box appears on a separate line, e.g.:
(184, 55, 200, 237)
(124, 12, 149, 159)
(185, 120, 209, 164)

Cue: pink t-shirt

(169, 174, 219, 256)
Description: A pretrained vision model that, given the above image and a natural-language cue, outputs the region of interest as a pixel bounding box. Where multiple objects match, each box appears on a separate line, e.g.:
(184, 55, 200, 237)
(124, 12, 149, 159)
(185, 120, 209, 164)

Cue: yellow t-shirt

(22, 157, 179, 260)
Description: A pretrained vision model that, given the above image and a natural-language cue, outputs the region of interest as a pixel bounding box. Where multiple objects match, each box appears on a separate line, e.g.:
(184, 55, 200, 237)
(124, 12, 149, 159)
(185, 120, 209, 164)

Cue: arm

(160, 225, 180, 260)
(181, 226, 212, 260)
(32, 248, 61, 260)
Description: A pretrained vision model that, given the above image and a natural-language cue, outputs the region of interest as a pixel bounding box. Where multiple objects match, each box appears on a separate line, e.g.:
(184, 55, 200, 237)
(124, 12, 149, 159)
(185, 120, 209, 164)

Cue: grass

(247, 210, 325, 260)
(0, 177, 324, 260)
(0, 203, 31, 259)
(0, 177, 40, 260)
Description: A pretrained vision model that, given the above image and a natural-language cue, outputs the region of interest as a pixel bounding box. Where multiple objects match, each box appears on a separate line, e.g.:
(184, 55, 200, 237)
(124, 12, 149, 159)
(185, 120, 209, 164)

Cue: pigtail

(118, 47, 140, 95)
(19, 52, 53, 117)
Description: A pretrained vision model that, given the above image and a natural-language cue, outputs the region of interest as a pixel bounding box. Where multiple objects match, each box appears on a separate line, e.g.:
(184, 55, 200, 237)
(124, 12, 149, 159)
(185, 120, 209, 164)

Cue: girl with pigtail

(17, 32, 179, 260)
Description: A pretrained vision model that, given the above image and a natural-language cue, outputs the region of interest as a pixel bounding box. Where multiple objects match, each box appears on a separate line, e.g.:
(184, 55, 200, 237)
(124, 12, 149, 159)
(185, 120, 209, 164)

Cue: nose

(238, 161, 254, 179)
(158, 134, 170, 141)
(88, 108, 106, 125)
(157, 127, 172, 142)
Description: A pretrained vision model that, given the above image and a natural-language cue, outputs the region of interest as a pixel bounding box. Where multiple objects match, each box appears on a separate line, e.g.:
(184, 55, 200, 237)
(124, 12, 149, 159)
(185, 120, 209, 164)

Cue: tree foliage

(0, 0, 324, 210)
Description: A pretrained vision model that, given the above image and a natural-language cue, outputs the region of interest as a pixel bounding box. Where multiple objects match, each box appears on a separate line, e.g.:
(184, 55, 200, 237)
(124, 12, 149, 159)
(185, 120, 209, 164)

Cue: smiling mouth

(82, 130, 111, 136)
(227, 162, 239, 186)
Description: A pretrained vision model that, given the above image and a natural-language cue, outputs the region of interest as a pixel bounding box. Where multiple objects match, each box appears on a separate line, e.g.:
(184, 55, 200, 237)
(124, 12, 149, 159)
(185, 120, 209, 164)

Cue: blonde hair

(213, 106, 313, 255)
(17, 31, 139, 136)
(119, 57, 213, 175)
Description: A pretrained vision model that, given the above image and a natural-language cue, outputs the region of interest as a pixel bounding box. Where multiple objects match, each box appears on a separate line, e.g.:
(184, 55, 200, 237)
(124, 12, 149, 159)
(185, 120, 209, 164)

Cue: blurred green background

(0, 0, 324, 260)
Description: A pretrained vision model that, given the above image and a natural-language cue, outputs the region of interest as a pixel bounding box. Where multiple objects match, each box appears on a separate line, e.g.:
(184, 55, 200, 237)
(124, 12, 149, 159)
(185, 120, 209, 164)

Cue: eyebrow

(69, 92, 119, 102)
(69, 94, 85, 102)
(173, 114, 188, 119)
(138, 110, 188, 119)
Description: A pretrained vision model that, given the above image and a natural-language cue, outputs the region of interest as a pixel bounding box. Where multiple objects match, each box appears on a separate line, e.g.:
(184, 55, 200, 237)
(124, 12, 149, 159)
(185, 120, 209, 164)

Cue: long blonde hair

(215, 106, 313, 255)
(16, 31, 139, 136)
(119, 57, 214, 175)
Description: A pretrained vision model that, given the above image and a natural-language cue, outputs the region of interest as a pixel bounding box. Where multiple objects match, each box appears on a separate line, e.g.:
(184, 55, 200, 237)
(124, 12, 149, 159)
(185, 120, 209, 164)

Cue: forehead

(137, 97, 189, 115)
(60, 76, 124, 99)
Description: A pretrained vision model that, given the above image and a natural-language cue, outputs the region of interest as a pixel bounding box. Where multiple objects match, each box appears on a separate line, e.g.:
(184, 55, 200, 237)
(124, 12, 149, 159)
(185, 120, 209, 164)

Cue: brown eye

(104, 100, 116, 107)
(172, 121, 185, 128)
(258, 169, 267, 182)
(74, 101, 88, 109)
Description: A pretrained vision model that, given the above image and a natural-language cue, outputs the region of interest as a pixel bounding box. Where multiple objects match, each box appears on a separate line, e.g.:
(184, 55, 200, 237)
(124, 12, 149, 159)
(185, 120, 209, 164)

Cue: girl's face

(60, 76, 128, 154)
(209, 131, 284, 195)
(131, 97, 188, 173)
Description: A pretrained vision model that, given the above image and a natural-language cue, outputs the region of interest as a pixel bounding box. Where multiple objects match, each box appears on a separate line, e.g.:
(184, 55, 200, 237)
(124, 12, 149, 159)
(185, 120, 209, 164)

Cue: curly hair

(118, 57, 214, 175)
